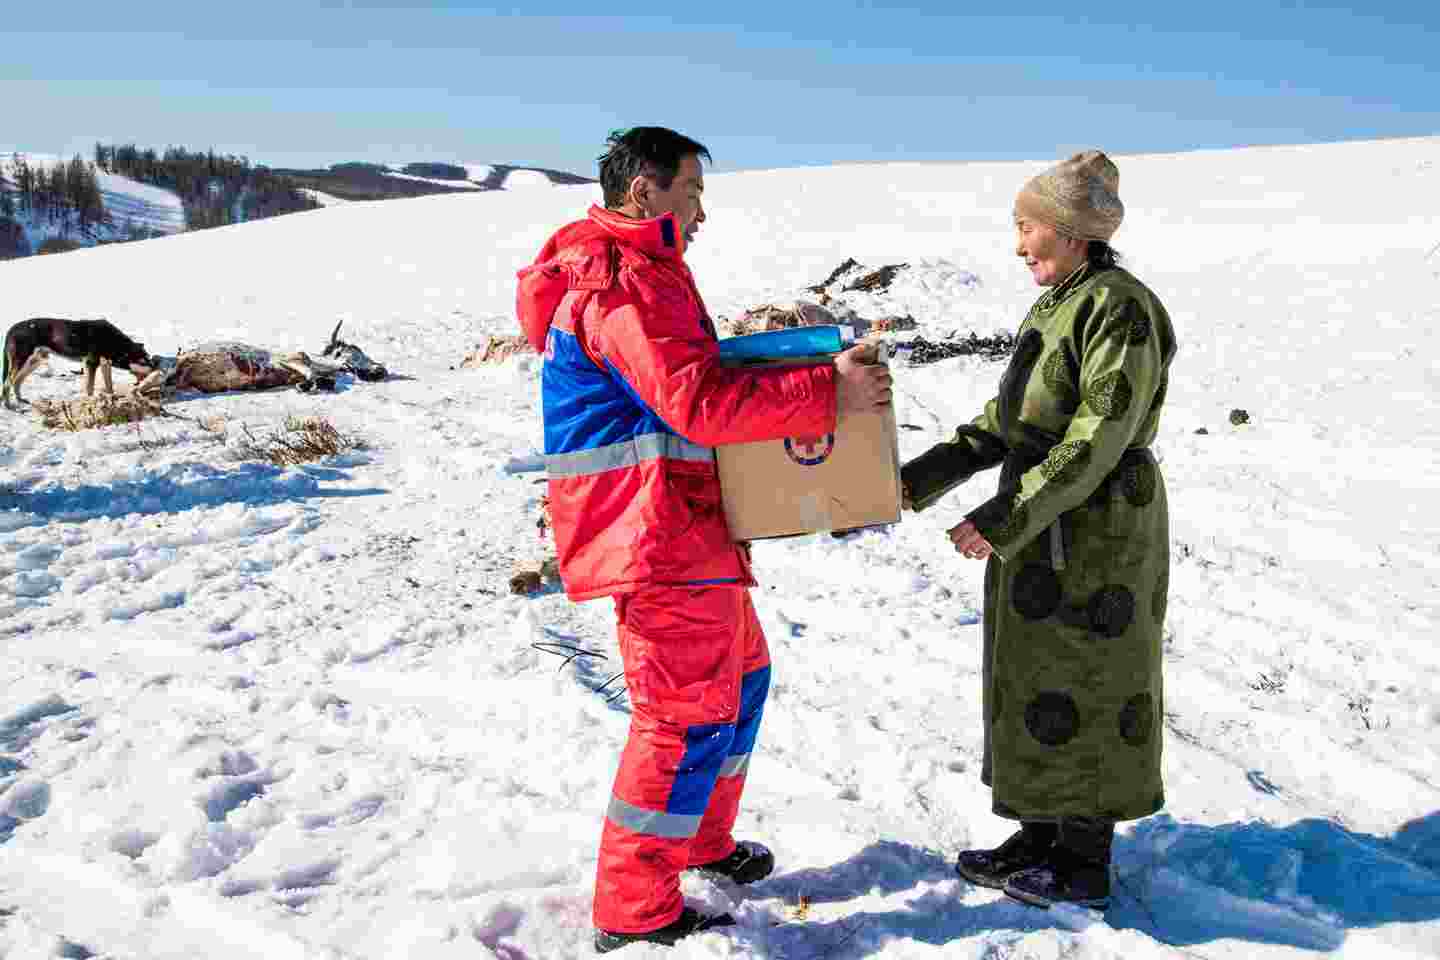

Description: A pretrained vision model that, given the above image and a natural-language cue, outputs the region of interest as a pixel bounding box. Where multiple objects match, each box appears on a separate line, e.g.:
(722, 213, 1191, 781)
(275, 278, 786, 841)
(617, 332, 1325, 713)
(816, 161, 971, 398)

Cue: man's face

(644, 153, 706, 246)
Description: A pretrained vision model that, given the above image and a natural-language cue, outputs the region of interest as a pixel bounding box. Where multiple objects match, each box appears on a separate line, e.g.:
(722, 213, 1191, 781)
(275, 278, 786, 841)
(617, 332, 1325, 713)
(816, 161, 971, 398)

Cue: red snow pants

(592, 584, 772, 933)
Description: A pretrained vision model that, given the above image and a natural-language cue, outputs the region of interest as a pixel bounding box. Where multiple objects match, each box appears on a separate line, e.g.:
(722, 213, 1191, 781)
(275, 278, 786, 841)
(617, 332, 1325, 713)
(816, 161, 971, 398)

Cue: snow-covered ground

(0, 153, 185, 253)
(462, 164, 495, 184)
(96, 174, 185, 238)
(381, 166, 486, 190)
(380, 163, 563, 191)
(300, 189, 349, 208)
(2, 136, 1439, 959)
(500, 169, 558, 190)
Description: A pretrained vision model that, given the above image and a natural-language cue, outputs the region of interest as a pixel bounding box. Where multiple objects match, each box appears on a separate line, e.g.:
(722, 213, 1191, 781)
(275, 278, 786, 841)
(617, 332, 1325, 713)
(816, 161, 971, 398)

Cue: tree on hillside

(32, 163, 52, 224)
(97, 141, 316, 234)
(66, 155, 86, 220)
(13, 155, 34, 213)
(66, 155, 106, 233)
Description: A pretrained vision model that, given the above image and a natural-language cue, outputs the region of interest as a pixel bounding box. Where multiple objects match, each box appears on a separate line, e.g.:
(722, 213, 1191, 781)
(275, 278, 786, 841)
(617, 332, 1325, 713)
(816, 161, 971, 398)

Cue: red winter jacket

(516, 205, 837, 600)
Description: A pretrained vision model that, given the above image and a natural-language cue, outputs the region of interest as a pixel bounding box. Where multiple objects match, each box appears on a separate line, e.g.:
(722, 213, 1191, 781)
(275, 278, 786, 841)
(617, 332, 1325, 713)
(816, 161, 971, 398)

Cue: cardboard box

(716, 356, 901, 540)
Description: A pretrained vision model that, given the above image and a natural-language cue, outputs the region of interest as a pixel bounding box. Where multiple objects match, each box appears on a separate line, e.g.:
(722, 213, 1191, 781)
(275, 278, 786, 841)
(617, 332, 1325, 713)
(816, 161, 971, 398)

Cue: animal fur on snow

(460, 335, 536, 367)
(132, 321, 388, 396)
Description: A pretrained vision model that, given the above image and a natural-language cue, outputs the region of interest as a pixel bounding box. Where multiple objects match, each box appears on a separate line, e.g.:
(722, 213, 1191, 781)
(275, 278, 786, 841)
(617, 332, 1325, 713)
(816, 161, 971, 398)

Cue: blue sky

(3, 1, 1437, 175)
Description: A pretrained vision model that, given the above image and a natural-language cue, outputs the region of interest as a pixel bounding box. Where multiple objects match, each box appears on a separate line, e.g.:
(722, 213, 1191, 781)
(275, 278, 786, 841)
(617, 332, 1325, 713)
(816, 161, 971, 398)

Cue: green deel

(902, 261, 1178, 821)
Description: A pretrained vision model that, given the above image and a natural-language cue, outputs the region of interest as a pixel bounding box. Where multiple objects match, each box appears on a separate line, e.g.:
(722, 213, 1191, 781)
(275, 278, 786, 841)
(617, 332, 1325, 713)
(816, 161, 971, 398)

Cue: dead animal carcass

(135, 322, 388, 395)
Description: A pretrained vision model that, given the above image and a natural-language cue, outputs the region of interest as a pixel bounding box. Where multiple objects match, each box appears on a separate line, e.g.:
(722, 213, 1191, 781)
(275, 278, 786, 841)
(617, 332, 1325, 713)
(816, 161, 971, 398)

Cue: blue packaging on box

(717, 325, 851, 363)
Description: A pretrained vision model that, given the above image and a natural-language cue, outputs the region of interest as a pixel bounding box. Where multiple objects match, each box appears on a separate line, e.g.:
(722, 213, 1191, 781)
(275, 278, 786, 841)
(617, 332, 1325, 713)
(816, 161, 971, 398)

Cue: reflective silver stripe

(718, 754, 751, 779)
(606, 795, 702, 839)
(547, 432, 714, 479)
(1049, 522, 1066, 571)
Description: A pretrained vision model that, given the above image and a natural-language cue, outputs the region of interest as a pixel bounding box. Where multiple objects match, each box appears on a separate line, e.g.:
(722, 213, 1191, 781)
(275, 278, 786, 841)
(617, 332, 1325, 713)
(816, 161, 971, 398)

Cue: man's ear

(626, 174, 652, 216)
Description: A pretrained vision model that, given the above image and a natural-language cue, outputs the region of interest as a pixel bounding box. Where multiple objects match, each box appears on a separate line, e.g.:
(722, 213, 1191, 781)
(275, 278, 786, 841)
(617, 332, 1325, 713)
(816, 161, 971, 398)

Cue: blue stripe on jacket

(543, 326, 679, 455)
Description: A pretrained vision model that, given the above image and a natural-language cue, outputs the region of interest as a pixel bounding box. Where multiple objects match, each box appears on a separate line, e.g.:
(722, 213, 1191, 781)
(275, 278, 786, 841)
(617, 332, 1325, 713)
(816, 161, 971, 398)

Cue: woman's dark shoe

(593, 907, 736, 954)
(691, 840, 775, 884)
(955, 823, 1057, 889)
(1003, 852, 1111, 910)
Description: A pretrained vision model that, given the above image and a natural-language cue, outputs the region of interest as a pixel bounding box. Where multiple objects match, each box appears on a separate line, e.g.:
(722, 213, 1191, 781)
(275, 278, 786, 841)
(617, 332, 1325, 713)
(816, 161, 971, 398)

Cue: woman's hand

(947, 519, 993, 561)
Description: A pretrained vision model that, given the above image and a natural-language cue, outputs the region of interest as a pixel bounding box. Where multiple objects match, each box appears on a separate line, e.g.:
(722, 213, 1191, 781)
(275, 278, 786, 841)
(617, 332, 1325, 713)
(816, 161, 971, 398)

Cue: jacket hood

(515, 206, 686, 353)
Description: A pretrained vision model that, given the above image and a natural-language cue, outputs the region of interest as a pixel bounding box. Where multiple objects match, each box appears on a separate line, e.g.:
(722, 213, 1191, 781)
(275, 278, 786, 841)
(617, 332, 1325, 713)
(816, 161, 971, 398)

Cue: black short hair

(1087, 240, 1121, 269)
(598, 127, 711, 208)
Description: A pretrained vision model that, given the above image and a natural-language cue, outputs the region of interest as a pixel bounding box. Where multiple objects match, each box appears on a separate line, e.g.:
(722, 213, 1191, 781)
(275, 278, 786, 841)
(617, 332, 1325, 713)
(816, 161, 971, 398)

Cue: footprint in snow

(110, 828, 162, 860)
(9, 570, 60, 598)
(0, 696, 79, 753)
(12, 543, 61, 570)
(271, 859, 341, 907)
(194, 750, 274, 822)
(298, 794, 385, 831)
(1, 779, 53, 821)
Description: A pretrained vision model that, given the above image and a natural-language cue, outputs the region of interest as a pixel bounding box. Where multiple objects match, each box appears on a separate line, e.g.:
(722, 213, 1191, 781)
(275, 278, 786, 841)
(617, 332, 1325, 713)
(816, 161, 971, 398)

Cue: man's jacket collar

(586, 205, 686, 261)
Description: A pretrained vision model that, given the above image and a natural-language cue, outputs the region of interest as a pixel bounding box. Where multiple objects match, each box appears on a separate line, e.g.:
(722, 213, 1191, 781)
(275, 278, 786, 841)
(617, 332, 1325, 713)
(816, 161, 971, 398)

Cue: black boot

(1003, 817, 1113, 910)
(691, 840, 775, 884)
(594, 907, 736, 954)
(955, 821, 1057, 888)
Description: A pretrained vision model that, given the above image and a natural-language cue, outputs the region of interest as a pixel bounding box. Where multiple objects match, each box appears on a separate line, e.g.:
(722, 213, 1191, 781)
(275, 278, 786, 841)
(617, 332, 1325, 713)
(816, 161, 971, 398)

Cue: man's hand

(947, 519, 993, 561)
(834, 343, 893, 415)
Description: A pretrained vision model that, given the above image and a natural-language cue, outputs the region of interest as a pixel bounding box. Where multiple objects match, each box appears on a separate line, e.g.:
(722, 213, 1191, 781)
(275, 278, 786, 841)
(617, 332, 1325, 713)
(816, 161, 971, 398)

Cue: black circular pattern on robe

(1012, 564, 1062, 620)
(1084, 370, 1133, 420)
(1119, 692, 1155, 746)
(985, 499, 1030, 547)
(1041, 349, 1079, 410)
(1025, 691, 1080, 747)
(1120, 455, 1157, 507)
(1040, 440, 1092, 486)
(1087, 585, 1135, 638)
(1153, 568, 1169, 625)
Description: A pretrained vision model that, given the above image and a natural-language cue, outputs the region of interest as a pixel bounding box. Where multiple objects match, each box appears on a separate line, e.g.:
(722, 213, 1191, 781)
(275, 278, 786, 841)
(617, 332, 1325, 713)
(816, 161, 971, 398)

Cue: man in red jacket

(516, 127, 891, 953)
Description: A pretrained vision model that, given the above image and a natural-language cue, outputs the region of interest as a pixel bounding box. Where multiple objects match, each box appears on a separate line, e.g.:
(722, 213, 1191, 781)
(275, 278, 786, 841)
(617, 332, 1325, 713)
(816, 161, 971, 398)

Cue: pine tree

(14, 155, 33, 213)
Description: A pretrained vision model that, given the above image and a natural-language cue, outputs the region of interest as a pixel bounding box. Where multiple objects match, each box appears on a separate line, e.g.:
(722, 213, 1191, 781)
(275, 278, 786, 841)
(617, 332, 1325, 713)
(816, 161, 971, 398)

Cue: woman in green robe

(901, 151, 1177, 910)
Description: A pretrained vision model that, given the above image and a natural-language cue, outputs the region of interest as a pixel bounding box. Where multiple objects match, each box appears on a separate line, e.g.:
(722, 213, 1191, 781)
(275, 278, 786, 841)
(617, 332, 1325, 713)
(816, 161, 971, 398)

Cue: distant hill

(0, 152, 186, 260)
(0, 149, 595, 260)
(270, 161, 595, 204)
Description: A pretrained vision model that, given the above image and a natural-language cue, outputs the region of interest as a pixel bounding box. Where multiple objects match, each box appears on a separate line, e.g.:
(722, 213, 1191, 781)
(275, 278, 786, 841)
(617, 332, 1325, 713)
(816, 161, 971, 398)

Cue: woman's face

(1015, 218, 1086, 286)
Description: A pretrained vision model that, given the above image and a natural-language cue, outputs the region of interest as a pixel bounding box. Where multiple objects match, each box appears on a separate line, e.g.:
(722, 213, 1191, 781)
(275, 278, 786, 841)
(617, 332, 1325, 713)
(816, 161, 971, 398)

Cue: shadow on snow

(5, 460, 386, 526)
(760, 841, 1064, 954)
(745, 815, 1440, 957)
(537, 626, 630, 715)
(1108, 812, 1440, 951)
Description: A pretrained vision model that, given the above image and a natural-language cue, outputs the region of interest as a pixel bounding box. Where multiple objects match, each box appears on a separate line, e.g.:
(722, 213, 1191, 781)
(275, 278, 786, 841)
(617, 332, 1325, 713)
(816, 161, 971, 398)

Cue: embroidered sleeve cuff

(966, 492, 1028, 559)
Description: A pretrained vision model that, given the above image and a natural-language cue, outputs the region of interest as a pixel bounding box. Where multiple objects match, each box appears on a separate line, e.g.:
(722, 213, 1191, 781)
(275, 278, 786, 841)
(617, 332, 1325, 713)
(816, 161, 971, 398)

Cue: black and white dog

(2, 317, 153, 408)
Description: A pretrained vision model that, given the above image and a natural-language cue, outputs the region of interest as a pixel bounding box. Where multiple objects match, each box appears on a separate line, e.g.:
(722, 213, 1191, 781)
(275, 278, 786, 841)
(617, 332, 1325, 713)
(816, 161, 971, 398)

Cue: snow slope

(2, 136, 1439, 960)
(381, 163, 574, 192)
(0, 152, 185, 253)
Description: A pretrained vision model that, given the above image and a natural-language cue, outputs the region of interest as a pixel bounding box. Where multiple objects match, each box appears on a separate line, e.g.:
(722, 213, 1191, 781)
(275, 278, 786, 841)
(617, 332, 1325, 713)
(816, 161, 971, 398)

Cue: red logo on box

(784, 433, 835, 465)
